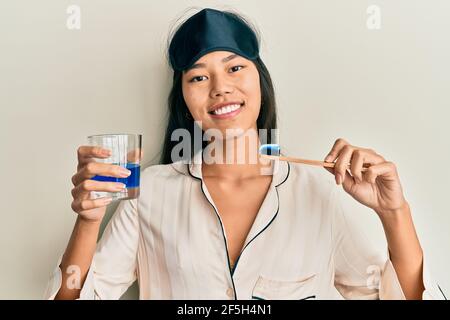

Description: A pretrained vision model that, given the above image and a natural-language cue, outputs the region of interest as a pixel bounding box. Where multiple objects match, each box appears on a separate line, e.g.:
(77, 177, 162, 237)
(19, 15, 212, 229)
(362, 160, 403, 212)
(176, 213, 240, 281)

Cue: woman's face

(182, 51, 261, 136)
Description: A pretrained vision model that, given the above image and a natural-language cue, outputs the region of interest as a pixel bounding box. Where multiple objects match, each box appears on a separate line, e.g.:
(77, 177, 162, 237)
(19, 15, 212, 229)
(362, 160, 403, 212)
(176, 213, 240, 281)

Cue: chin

(219, 123, 259, 140)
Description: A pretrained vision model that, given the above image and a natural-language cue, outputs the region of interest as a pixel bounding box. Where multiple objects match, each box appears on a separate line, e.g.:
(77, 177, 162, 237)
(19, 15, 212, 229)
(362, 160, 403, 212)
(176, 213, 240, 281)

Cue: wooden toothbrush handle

(260, 154, 370, 172)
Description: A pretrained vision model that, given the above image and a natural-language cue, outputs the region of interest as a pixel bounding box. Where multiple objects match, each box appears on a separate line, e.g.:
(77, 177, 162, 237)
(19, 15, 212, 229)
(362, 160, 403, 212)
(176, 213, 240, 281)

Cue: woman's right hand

(71, 146, 131, 223)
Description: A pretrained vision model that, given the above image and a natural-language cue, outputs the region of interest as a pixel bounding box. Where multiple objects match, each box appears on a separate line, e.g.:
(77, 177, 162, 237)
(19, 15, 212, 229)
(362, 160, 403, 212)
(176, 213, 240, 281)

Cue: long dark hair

(160, 10, 278, 164)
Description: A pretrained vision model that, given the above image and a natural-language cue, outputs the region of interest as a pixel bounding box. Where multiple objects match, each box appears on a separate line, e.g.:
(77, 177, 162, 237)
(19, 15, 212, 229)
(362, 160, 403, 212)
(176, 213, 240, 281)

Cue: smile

(208, 102, 244, 119)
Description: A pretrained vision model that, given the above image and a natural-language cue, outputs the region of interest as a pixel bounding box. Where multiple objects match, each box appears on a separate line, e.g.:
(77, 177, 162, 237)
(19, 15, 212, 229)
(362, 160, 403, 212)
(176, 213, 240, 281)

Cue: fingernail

(102, 149, 112, 156)
(335, 174, 340, 185)
(325, 155, 332, 162)
(119, 168, 131, 177)
(116, 183, 127, 190)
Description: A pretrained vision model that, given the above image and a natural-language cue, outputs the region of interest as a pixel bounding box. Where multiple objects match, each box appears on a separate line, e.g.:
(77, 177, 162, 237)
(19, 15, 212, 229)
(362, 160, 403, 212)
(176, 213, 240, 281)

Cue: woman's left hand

(324, 138, 408, 216)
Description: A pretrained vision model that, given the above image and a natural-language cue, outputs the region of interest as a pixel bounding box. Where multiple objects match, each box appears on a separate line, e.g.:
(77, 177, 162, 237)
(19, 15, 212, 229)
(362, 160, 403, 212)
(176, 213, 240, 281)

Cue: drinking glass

(87, 133, 142, 201)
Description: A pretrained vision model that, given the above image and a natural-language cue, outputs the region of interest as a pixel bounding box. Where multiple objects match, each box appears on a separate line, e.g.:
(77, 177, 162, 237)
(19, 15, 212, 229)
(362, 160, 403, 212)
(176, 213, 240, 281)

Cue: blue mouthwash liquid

(91, 163, 140, 188)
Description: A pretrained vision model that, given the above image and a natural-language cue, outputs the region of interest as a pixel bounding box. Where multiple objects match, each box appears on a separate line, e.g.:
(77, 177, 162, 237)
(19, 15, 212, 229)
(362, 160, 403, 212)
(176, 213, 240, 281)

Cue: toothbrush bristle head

(259, 144, 281, 156)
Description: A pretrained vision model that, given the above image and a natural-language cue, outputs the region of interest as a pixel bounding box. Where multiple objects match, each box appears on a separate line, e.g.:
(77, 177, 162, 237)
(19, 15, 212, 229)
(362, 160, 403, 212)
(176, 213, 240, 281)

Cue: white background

(0, 0, 448, 299)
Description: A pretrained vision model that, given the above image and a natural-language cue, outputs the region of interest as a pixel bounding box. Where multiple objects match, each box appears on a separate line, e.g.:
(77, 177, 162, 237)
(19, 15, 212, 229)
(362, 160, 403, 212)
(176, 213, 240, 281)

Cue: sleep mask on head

(168, 8, 260, 71)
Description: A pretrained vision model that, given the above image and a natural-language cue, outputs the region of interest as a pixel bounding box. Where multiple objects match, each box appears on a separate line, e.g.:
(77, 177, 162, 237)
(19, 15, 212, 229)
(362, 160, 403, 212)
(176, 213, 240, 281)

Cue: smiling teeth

(213, 104, 241, 115)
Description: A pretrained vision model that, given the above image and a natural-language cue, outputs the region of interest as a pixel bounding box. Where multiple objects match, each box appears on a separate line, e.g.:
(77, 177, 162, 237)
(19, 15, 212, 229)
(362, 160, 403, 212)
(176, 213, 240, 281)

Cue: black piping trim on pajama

(230, 162, 291, 277)
(187, 162, 291, 300)
(438, 284, 447, 300)
(187, 164, 238, 300)
(300, 295, 316, 300)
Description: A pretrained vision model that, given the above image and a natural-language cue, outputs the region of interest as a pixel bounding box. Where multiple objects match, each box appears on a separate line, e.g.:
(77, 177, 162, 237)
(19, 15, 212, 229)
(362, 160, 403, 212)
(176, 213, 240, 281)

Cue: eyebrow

(184, 54, 239, 73)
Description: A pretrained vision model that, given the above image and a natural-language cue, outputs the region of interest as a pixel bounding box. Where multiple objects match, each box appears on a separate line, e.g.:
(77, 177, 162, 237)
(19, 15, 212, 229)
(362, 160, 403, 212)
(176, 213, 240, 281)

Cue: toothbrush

(259, 144, 369, 172)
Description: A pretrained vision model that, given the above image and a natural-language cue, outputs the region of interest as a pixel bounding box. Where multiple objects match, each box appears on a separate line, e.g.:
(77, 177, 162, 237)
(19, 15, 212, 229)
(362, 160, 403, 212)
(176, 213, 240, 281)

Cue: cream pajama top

(44, 157, 446, 300)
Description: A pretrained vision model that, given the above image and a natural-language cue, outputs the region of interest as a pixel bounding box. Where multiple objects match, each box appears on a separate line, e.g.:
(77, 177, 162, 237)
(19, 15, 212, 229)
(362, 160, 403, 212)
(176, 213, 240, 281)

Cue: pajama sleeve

(44, 198, 140, 300)
(331, 187, 446, 300)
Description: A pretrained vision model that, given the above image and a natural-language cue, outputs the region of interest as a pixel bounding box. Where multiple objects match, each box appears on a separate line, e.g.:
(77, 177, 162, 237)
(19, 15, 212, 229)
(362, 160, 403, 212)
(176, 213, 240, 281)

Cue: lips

(208, 104, 244, 120)
(208, 101, 245, 116)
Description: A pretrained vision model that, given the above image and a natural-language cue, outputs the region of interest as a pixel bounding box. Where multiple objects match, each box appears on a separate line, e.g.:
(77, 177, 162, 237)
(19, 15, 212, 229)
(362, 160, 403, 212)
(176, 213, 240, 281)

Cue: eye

(189, 75, 208, 83)
(229, 65, 244, 73)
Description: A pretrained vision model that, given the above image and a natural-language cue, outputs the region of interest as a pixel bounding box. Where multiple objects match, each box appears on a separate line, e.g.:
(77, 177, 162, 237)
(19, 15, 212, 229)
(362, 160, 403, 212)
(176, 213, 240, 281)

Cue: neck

(201, 128, 270, 180)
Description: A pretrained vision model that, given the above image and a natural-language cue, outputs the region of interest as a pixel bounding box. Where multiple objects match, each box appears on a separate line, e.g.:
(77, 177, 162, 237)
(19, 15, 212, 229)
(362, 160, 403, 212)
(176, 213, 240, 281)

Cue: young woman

(45, 8, 444, 300)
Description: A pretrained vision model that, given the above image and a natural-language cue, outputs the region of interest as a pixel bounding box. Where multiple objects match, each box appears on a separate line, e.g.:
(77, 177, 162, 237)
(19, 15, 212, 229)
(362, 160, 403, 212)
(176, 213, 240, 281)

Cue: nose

(210, 75, 234, 98)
